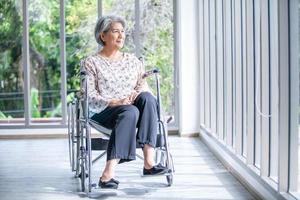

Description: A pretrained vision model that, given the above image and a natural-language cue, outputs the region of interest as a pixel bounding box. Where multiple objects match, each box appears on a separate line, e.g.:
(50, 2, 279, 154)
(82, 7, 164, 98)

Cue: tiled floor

(0, 136, 256, 200)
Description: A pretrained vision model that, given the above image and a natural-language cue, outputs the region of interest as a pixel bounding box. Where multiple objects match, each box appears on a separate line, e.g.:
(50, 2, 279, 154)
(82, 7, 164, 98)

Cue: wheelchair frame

(67, 69, 174, 194)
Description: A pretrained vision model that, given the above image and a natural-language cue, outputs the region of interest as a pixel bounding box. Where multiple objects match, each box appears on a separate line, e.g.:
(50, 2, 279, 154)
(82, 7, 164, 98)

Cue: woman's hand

(108, 97, 132, 107)
(128, 91, 139, 102)
(108, 91, 139, 107)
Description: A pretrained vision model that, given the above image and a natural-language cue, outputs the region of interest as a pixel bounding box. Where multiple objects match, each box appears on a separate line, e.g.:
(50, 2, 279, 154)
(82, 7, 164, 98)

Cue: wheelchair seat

(89, 119, 111, 151)
(89, 119, 112, 136)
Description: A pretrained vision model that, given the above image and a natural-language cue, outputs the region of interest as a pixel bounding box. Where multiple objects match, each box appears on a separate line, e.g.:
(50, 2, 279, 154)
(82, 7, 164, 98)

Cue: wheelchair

(67, 68, 174, 194)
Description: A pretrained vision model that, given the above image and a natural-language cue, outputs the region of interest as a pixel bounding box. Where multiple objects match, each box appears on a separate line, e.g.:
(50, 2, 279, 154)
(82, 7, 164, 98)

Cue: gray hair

(94, 15, 126, 46)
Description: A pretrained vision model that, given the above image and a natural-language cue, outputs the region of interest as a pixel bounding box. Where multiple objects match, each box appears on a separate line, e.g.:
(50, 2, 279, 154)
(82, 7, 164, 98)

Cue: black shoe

(143, 164, 169, 175)
(98, 177, 119, 189)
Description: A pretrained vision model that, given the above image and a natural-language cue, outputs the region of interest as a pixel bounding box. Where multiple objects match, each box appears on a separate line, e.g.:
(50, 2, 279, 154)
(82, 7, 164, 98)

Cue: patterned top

(80, 52, 150, 115)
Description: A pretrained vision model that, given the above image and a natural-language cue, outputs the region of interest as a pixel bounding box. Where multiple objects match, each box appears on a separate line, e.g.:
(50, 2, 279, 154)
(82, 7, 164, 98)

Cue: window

(269, 0, 279, 182)
(0, 1, 24, 125)
(66, 0, 98, 105)
(29, 0, 61, 123)
(140, 0, 174, 120)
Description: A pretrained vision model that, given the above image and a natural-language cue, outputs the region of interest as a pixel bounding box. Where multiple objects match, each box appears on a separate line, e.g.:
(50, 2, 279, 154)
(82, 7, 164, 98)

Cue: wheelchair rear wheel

(80, 160, 86, 192)
(68, 103, 77, 172)
(159, 119, 175, 187)
(79, 147, 87, 192)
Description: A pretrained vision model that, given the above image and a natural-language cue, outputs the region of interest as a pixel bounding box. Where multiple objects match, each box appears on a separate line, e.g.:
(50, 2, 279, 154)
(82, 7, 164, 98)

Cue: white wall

(176, 0, 200, 136)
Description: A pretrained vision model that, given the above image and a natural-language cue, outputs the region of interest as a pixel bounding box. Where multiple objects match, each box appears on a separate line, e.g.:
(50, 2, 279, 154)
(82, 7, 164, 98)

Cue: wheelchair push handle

(143, 68, 159, 78)
(80, 71, 88, 76)
(142, 68, 163, 122)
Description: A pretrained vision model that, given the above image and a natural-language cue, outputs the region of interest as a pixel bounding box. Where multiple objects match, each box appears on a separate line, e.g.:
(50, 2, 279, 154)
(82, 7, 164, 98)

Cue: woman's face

(101, 22, 125, 50)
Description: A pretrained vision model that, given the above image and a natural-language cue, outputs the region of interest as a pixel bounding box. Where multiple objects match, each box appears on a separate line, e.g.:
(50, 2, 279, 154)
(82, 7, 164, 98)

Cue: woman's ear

(100, 33, 105, 42)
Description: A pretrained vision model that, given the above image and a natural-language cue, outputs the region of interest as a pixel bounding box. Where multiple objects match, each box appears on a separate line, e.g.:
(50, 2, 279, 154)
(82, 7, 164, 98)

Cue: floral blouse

(80, 52, 150, 116)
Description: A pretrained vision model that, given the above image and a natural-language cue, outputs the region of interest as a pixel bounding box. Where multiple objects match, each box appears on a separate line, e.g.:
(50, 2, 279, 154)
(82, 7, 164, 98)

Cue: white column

(176, 0, 200, 136)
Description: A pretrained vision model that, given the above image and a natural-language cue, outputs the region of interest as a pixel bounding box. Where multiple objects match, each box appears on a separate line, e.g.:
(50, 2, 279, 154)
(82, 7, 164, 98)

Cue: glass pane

(66, 0, 97, 102)
(29, 0, 61, 124)
(0, 1, 24, 125)
(254, 0, 261, 168)
(241, 0, 247, 157)
(269, 0, 279, 182)
(140, 0, 174, 122)
(298, 0, 300, 192)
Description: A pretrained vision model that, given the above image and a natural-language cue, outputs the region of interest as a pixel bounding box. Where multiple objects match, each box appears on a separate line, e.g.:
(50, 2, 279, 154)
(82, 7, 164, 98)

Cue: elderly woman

(80, 15, 168, 189)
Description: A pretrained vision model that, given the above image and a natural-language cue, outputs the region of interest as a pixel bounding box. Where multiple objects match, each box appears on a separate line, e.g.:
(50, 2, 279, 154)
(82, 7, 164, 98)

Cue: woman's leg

(91, 105, 139, 181)
(133, 92, 158, 169)
(101, 159, 119, 181)
(143, 144, 155, 169)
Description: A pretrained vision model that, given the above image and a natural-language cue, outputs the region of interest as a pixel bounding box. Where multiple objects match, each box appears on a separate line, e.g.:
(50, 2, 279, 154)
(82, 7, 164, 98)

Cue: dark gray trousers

(91, 92, 158, 163)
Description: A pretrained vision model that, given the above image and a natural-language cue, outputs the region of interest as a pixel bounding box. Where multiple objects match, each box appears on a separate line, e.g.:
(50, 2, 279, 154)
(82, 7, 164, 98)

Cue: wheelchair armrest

(75, 89, 85, 99)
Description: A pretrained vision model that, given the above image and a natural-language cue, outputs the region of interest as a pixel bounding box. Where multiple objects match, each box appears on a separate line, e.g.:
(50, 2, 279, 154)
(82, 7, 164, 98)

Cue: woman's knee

(121, 105, 140, 121)
(136, 92, 156, 104)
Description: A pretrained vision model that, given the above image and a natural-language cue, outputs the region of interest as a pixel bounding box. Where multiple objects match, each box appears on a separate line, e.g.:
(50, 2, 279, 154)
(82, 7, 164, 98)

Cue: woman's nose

(118, 32, 124, 39)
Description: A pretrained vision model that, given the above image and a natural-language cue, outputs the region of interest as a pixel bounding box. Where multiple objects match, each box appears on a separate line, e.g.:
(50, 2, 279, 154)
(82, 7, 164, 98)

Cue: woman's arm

(80, 58, 110, 112)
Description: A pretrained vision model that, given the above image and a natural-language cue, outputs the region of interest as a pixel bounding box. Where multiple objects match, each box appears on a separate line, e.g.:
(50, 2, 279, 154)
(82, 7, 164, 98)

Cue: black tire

(68, 103, 77, 172)
(80, 159, 86, 192)
(71, 139, 77, 172)
(166, 174, 173, 186)
(68, 128, 73, 169)
(67, 103, 73, 169)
